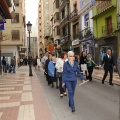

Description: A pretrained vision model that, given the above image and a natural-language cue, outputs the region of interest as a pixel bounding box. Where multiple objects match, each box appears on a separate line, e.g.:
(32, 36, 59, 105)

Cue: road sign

(0, 22, 4, 30)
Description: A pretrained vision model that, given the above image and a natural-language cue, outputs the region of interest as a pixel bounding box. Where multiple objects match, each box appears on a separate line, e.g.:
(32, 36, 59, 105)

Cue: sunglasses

(69, 56, 74, 57)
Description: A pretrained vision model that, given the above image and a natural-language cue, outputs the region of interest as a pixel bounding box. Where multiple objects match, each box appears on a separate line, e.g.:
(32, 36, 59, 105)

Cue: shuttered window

(11, 13, 19, 23)
(12, 30, 20, 40)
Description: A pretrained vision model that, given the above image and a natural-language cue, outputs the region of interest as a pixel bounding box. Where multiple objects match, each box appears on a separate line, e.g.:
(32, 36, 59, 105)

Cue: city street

(35, 70, 120, 120)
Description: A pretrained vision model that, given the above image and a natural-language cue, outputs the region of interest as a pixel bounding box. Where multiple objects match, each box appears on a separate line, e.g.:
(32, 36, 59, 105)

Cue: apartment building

(93, 0, 118, 65)
(0, 0, 15, 74)
(1, 0, 26, 60)
(70, 0, 81, 55)
(58, 0, 71, 52)
(38, 0, 53, 56)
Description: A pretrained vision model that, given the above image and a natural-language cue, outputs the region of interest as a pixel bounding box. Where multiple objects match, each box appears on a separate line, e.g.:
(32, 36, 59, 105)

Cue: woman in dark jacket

(62, 51, 85, 112)
(86, 53, 94, 81)
(80, 51, 87, 78)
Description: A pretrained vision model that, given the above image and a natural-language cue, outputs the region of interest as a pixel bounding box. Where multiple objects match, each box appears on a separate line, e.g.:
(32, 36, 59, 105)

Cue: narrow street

(35, 70, 120, 120)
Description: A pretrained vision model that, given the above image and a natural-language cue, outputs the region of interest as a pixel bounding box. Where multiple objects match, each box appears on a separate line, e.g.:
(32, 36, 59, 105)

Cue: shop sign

(72, 39, 79, 46)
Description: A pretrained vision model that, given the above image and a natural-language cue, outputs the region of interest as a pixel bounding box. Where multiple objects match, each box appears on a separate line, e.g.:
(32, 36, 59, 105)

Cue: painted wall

(93, 0, 117, 38)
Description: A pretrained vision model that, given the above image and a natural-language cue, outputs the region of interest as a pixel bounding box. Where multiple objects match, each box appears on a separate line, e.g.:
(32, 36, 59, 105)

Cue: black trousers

(102, 68, 113, 84)
(59, 77, 66, 94)
(87, 66, 93, 80)
(47, 75, 51, 85)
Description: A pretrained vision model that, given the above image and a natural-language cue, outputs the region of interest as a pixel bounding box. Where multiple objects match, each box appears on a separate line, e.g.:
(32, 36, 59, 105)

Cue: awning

(0, 0, 12, 19)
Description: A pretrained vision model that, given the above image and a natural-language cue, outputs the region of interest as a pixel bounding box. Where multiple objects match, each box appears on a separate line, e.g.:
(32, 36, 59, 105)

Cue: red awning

(0, 0, 12, 19)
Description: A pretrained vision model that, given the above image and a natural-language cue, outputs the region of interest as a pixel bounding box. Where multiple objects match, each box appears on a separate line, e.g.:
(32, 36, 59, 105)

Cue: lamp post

(26, 21, 33, 76)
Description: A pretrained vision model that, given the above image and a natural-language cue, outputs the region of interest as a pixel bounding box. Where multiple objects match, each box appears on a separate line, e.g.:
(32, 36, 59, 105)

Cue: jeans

(13, 66, 16, 73)
(66, 81, 77, 109)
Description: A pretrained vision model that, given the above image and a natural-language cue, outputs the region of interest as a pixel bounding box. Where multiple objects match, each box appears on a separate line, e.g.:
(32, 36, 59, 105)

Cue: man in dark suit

(101, 49, 116, 86)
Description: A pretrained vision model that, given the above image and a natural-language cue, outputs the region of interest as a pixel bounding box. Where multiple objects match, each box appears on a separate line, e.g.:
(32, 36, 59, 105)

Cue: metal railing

(60, 15, 69, 27)
(70, 9, 78, 20)
(102, 23, 115, 36)
(79, 27, 93, 40)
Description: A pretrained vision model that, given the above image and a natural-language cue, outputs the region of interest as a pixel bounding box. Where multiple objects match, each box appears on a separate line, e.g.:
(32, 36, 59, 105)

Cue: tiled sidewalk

(0, 66, 53, 120)
(92, 69, 120, 85)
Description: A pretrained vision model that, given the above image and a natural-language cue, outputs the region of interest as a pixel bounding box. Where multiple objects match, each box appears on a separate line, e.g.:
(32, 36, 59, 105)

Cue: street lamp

(26, 21, 33, 76)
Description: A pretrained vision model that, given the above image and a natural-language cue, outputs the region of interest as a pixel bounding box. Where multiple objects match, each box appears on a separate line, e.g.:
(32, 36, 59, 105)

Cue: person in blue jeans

(62, 51, 85, 112)
(11, 56, 16, 74)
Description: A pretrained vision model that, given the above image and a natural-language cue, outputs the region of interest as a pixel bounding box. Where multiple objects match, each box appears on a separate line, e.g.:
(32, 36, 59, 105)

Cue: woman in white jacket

(37, 57, 41, 71)
(55, 52, 68, 97)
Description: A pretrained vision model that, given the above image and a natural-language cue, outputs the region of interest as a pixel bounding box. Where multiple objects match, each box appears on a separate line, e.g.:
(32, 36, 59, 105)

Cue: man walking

(101, 49, 116, 86)
(2, 56, 6, 73)
(11, 56, 16, 74)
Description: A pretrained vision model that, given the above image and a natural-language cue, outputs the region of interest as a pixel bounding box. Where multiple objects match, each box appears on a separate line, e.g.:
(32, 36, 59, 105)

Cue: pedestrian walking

(86, 53, 95, 81)
(55, 52, 67, 97)
(37, 56, 41, 71)
(11, 56, 16, 74)
(41, 51, 49, 69)
(17, 58, 20, 67)
(48, 56, 58, 88)
(20, 58, 23, 66)
(2, 56, 7, 73)
(33, 56, 38, 70)
(62, 51, 85, 112)
(117, 56, 120, 77)
(44, 53, 52, 85)
(80, 51, 87, 78)
(101, 49, 116, 86)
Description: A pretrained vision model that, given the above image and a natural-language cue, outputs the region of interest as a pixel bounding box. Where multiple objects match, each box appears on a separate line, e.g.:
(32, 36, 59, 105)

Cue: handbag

(81, 64, 87, 71)
(56, 72, 62, 78)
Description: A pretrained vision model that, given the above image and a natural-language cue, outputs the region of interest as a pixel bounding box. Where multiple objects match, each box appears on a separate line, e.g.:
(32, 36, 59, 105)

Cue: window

(54, 12, 59, 21)
(62, 9, 65, 19)
(11, 13, 19, 23)
(53, 0, 59, 9)
(54, 26, 60, 36)
(84, 14, 89, 27)
(12, 30, 20, 40)
(106, 16, 112, 35)
(73, 23, 79, 39)
(15, 0, 19, 6)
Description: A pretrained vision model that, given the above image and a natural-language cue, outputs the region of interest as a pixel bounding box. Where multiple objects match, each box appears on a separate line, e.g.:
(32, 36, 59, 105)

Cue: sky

(26, 0, 39, 26)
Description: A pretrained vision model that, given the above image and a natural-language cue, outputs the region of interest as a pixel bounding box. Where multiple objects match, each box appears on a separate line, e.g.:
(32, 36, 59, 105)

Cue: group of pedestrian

(2, 56, 16, 74)
(39, 48, 116, 112)
(17, 57, 28, 67)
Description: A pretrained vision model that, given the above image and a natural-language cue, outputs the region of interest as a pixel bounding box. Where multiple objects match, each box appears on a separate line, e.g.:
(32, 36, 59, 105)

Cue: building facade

(78, 0, 95, 56)
(58, 0, 71, 52)
(1, 0, 26, 61)
(70, 0, 80, 55)
(93, 0, 118, 65)
(38, 0, 53, 56)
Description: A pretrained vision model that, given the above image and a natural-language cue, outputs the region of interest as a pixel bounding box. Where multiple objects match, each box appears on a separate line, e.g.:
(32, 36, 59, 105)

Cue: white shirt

(37, 59, 41, 66)
(107, 54, 111, 58)
(55, 58, 64, 72)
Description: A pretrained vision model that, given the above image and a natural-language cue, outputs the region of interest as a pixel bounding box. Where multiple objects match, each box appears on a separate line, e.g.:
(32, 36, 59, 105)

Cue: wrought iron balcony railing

(70, 9, 79, 22)
(102, 23, 115, 36)
(97, 0, 112, 14)
(79, 27, 93, 40)
(60, 15, 69, 28)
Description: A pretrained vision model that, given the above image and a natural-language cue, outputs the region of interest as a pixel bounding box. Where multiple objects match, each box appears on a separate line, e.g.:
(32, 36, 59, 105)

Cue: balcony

(60, 15, 69, 28)
(59, 35, 71, 45)
(70, 9, 79, 22)
(93, 0, 116, 17)
(59, 0, 69, 11)
(79, 27, 93, 40)
(101, 23, 115, 37)
(5, 0, 12, 7)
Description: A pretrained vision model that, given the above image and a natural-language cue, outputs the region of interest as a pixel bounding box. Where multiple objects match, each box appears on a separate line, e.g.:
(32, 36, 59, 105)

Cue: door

(106, 16, 112, 35)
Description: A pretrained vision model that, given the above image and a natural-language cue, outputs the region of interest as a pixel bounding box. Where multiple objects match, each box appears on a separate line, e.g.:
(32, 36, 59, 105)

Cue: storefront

(72, 39, 80, 55)
(94, 36, 117, 66)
